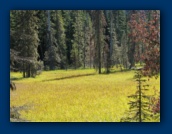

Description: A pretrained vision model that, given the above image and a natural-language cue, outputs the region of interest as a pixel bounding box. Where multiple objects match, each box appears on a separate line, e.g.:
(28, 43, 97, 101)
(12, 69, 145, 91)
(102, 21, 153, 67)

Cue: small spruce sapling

(121, 70, 152, 122)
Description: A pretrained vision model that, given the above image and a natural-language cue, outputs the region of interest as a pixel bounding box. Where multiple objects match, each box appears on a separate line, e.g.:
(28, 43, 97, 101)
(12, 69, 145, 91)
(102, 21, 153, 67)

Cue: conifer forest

(10, 10, 160, 122)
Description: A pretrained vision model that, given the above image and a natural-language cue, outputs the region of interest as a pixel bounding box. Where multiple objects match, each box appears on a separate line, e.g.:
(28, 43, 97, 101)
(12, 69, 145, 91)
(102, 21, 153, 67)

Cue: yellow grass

(10, 69, 160, 122)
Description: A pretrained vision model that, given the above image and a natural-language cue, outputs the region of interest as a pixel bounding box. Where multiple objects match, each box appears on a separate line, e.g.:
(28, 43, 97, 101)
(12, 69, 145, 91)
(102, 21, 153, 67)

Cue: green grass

(10, 69, 160, 122)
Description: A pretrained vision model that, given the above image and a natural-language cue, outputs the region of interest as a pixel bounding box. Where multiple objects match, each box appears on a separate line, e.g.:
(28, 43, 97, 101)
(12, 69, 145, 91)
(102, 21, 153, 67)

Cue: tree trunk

(128, 41, 136, 69)
(83, 25, 86, 69)
(27, 63, 31, 77)
(89, 37, 92, 69)
(23, 61, 25, 78)
(97, 11, 101, 74)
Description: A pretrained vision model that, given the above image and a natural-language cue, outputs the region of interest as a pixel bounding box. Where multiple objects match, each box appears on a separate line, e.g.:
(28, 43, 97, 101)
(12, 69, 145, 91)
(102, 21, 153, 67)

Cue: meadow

(10, 68, 160, 122)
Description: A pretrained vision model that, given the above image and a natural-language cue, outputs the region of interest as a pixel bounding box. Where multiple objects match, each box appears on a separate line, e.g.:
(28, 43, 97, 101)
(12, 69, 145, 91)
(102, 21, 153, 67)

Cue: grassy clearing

(10, 69, 160, 122)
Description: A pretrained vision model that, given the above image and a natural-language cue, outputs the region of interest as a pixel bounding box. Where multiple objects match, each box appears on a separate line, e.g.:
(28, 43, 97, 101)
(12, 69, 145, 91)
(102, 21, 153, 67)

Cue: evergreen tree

(11, 10, 43, 77)
(84, 11, 93, 68)
(54, 10, 66, 69)
(118, 10, 127, 36)
(92, 10, 107, 74)
(44, 10, 61, 70)
(10, 10, 17, 50)
(83, 11, 95, 69)
(71, 10, 85, 68)
(107, 11, 118, 67)
(121, 70, 152, 122)
(128, 10, 137, 69)
(103, 10, 111, 73)
(62, 10, 75, 66)
(37, 10, 48, 61)
(114, 10, 126, 45)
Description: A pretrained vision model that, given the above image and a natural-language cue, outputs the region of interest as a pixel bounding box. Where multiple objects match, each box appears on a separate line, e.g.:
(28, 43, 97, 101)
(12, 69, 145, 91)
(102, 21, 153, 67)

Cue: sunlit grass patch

(10, 69, 160, 122)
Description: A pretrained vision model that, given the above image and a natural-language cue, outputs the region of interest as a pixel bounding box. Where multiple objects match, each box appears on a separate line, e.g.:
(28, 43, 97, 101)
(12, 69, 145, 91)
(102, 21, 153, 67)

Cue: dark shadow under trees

(42, 73, 96, 82)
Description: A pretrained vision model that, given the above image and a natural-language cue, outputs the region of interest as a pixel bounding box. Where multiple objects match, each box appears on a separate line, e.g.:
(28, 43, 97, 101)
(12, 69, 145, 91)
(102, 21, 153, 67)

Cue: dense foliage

(10, 10, 160, 77)
(128, 10, 160, 76)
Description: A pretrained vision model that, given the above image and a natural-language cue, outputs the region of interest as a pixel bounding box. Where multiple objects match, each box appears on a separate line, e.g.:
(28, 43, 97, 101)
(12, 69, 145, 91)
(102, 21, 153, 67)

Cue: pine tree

(62, 10, 75, 67)
(71, 10, 85, 68)
(37, 10, 48, 61)
(84, 11, 94, 68)
(44, 10, 61, 70)
(109, 11, 119, 67)
(114, 10, 126, 46)
(103, 10, 111, 73)
(10, 10, 17, 50)
(82, 11, 89, 68)
(53, 10, 66, 69)
(118, 10, 127, 42)
(128, 10, 137, 69)
(121, 70, 152, 122)
(92, 10, 107, 74)
(11, 10, 43, 77)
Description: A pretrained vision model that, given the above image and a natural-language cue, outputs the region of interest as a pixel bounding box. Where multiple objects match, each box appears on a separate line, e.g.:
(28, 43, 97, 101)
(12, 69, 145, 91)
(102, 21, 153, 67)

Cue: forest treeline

(10, 10, 160, 78)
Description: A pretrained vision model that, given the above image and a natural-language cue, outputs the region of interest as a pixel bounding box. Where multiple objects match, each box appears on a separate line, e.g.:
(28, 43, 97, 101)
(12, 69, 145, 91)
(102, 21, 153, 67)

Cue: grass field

(10, 69, 160, 122)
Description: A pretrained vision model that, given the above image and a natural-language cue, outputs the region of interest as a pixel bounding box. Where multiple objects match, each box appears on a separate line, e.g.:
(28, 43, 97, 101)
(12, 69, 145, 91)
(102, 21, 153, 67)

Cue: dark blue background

(0, 0, 171, 133)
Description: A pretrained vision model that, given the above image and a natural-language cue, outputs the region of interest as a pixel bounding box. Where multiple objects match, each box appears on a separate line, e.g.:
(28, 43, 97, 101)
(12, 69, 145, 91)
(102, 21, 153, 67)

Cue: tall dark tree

(128, 10, 138, 69)
(92, 10, 107, 74)
(62, 10, 75, 66)
(11, 10, 42, 77)
(103, 10, 111, 73)
(54, 10, 66, 69)
(71, 10, 85, 68)
(44, 10, 61, 70)
(37, 10, 48, 61)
